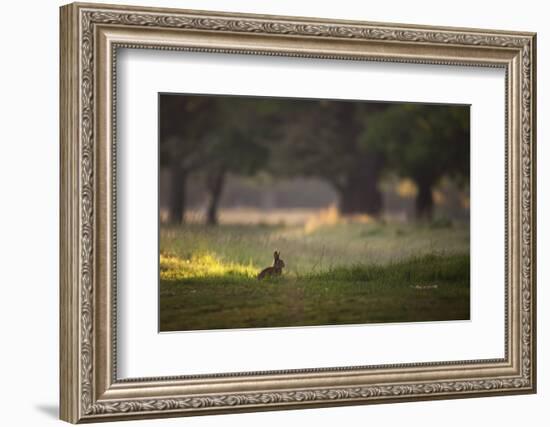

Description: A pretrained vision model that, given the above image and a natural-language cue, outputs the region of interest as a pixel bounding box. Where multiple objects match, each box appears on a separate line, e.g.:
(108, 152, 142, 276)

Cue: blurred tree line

(160, 94, 469, 225)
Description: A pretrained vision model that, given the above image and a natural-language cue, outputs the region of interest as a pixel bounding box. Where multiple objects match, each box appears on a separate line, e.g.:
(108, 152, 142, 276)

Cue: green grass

(160, 221, 469, 273)
(159, 222, 470, 331)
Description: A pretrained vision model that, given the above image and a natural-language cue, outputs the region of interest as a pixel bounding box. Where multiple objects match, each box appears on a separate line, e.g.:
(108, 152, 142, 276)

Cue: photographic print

(159, 94, 470, 332)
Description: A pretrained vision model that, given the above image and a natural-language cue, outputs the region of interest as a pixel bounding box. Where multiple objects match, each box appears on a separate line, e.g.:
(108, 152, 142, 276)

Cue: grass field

(159, 221, 470, 331)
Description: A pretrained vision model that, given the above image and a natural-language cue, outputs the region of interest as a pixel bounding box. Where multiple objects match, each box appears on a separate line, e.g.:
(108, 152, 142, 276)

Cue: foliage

(160, 95, 271, 223)
(160, 95, 470, 221)
(364, 104, 469, 181)
(362, 103, 470, 217)
(267, 101, 389, 214)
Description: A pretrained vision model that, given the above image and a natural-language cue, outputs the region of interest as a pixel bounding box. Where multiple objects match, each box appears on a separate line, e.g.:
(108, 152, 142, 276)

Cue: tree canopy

(362, 103, 469, 217)
(159, 94, 470, 224)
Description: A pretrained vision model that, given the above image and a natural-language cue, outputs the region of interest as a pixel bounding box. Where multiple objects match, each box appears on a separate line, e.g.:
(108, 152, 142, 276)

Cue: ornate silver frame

(60, 2, 537, 423)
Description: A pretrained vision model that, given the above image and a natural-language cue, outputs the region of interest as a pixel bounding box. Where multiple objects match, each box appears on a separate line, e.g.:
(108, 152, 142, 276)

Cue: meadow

(159, 218, 470, 331)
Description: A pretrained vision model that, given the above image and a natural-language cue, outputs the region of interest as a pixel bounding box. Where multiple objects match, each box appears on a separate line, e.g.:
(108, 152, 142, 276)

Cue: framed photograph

(60, 2, 537, 423)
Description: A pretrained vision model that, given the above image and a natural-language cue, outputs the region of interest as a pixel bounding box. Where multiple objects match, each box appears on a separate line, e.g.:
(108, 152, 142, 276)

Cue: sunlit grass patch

(160, 252, 258, 283)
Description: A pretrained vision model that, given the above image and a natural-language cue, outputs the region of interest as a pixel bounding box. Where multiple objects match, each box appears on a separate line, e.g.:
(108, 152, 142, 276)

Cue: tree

(200, 98, 271, 225)
(160, 95, 270, 225)
(161, 94, 469, 223)
(202, 129, 269, 225)
(267, 100, 390, 216)
(159, 95, 216, 223)
(363, 104, 470, 219)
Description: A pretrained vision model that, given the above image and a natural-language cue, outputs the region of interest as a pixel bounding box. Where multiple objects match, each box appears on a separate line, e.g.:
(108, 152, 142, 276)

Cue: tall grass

(160, 221, 469, 275)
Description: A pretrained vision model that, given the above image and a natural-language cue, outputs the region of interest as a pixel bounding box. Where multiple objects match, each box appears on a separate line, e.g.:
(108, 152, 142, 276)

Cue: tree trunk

(206, 168, 226, 226)
(338, 157, 383, 216)
(339, 180, 382, 215)
(415, 179, 434, 220)
(168, 165, 187, 224)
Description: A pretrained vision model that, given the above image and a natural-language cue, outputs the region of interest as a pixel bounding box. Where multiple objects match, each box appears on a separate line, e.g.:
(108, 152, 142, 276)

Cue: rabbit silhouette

(257, 251, 285, 280)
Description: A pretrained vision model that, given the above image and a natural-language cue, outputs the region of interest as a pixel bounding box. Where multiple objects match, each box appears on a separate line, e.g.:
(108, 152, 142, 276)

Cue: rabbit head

(273, 251, 285, 269)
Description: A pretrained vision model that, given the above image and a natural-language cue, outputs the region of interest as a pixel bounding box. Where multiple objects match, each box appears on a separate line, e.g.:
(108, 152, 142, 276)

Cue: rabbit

(257, 251, 285, 280)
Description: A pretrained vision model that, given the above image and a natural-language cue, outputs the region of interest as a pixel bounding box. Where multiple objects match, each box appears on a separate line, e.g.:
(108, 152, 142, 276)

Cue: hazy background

(159, 94, 470, 227)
